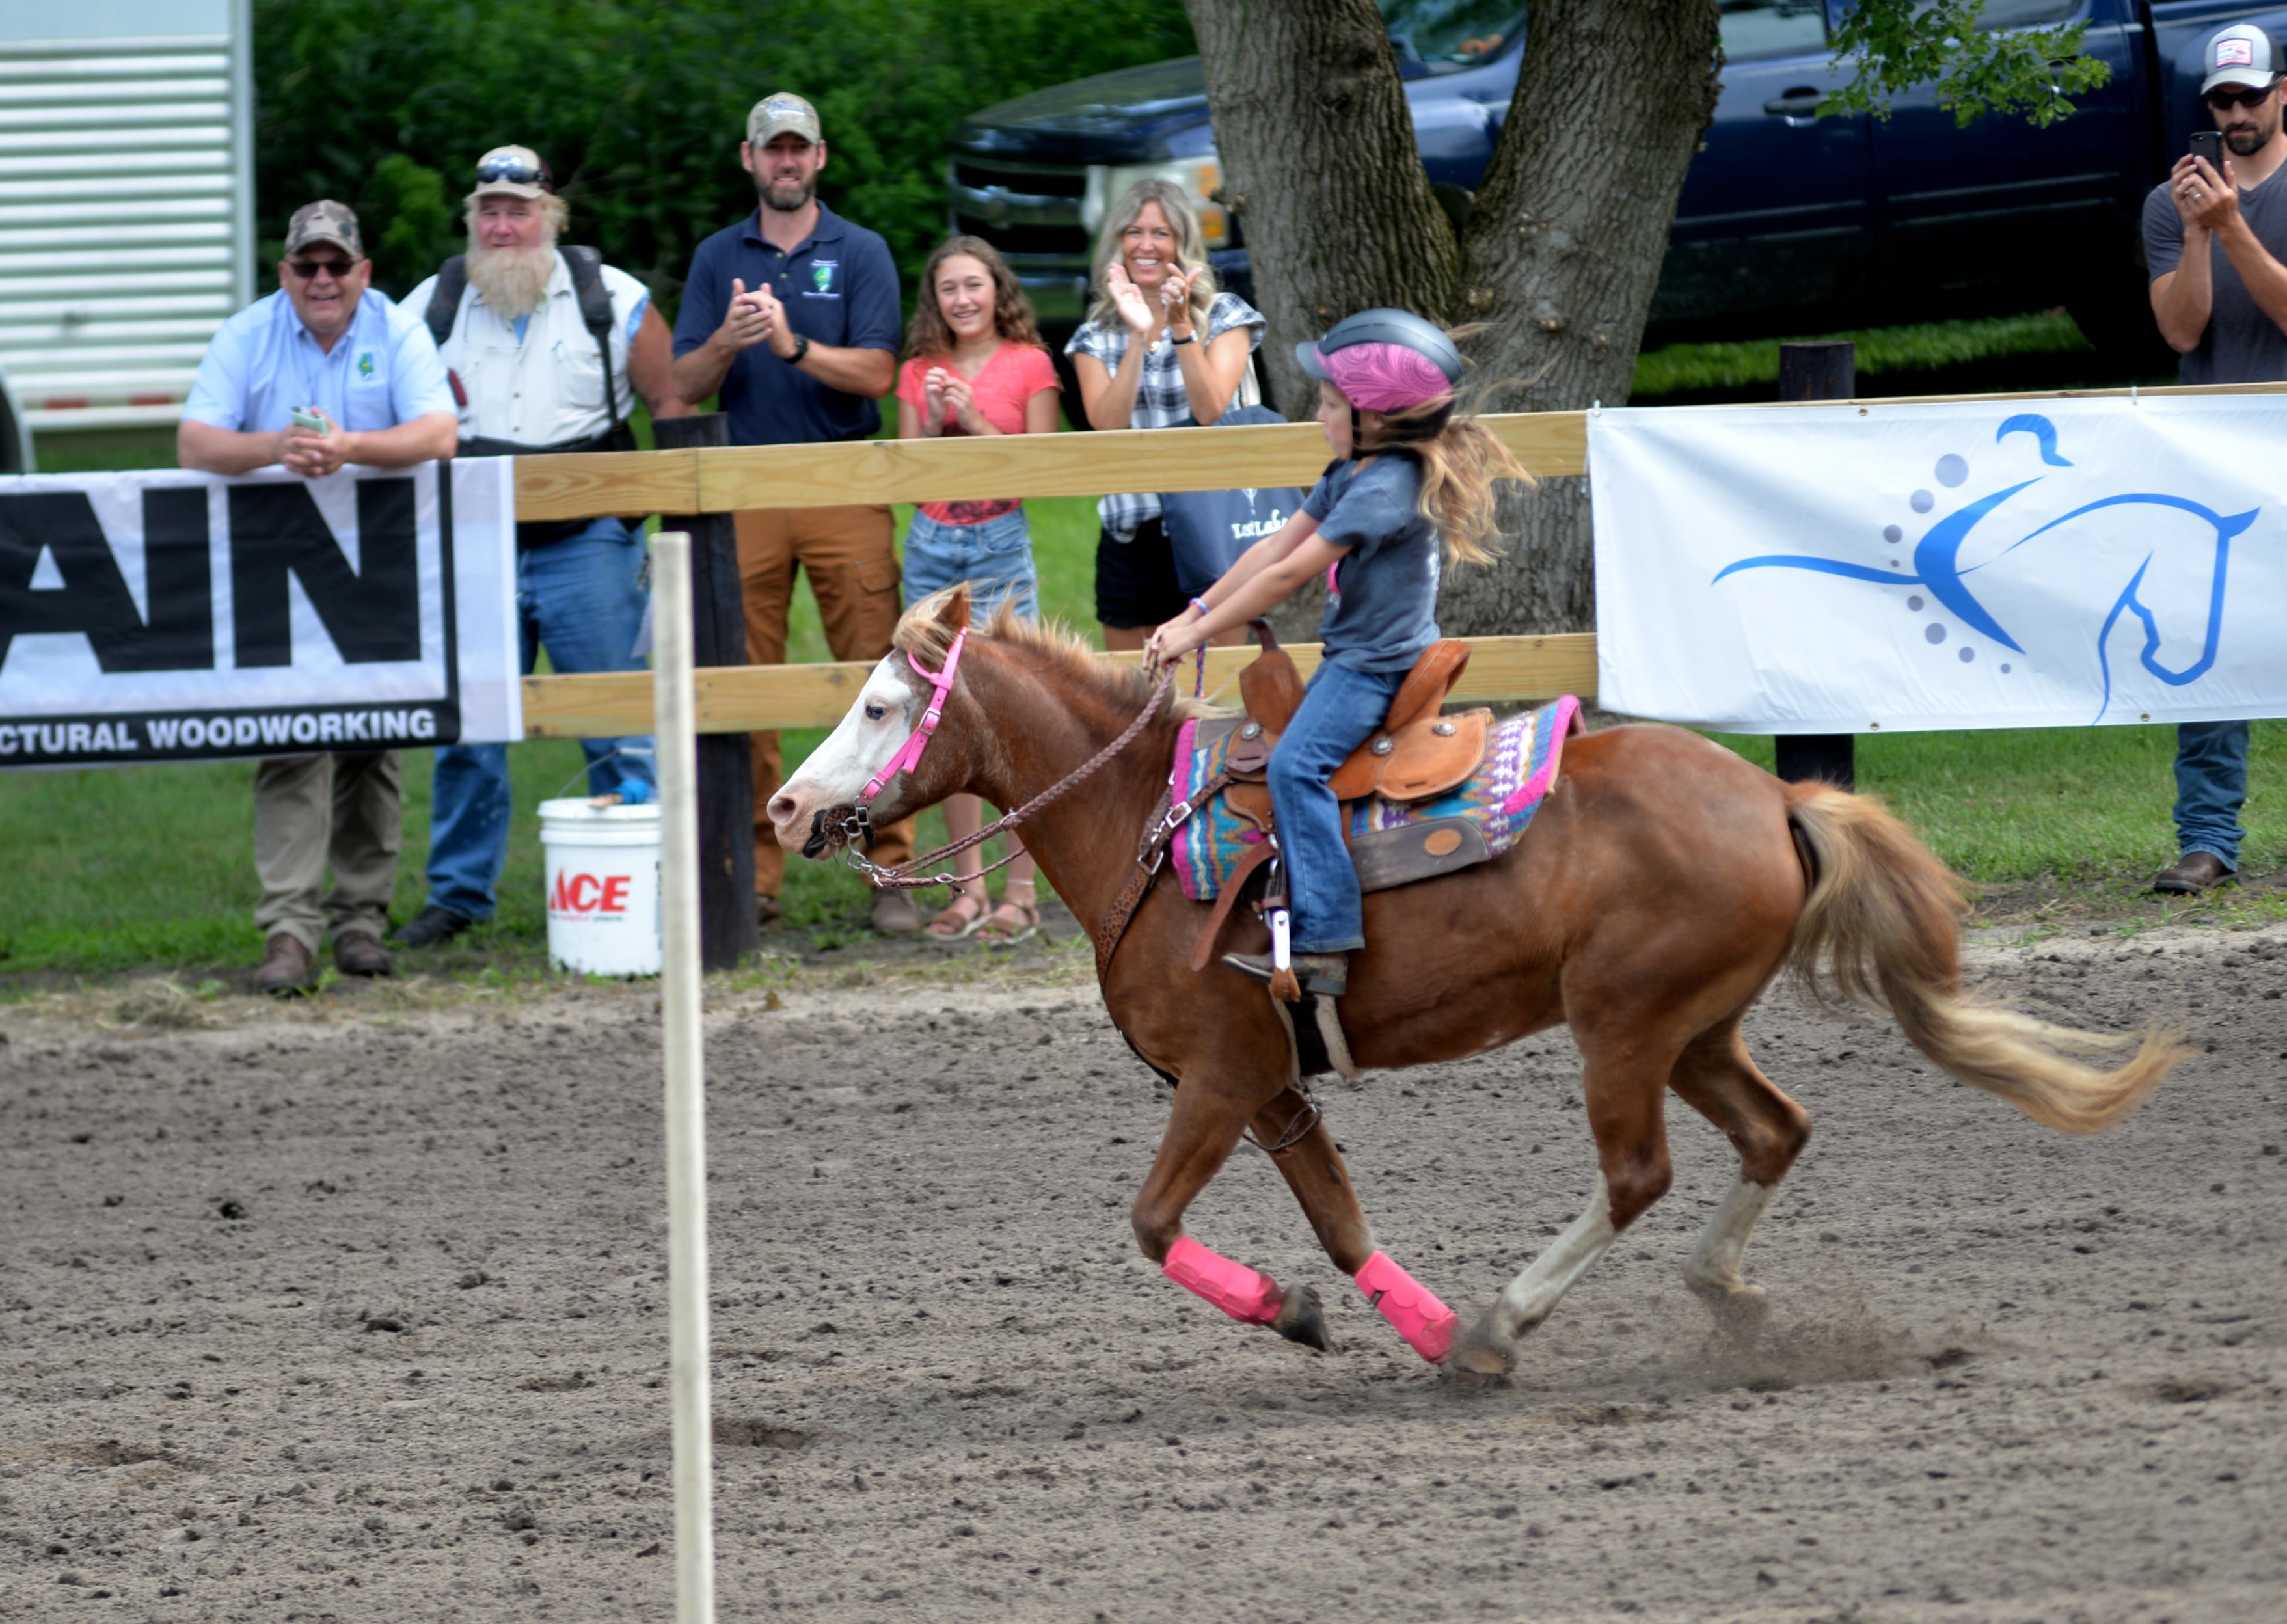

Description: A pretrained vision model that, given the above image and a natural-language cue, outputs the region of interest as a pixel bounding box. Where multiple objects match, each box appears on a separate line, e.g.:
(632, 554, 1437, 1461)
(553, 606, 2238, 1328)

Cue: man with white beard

(394, 146, 693, 949)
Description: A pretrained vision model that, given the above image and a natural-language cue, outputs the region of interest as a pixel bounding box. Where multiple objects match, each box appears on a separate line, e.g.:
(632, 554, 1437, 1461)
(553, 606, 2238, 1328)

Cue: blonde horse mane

(891, 586, 1223, 719)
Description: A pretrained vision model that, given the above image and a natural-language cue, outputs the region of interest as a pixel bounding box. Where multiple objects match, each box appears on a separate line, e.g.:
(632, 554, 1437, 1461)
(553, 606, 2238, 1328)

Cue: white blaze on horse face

(1489, 1172, 1617, 1344)
(1683, 1179, 1772, 1299)
(771, 656, 914, 832)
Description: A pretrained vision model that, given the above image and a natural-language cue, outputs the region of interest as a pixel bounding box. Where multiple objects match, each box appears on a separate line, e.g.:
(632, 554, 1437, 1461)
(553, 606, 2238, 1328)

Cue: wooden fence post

(1773, 342, 1858, 791)
(652, 413, 757, 971)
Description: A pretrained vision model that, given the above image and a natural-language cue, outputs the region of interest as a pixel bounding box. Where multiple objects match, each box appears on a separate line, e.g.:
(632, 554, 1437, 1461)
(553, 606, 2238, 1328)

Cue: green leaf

(1821, 0, 2112, 128)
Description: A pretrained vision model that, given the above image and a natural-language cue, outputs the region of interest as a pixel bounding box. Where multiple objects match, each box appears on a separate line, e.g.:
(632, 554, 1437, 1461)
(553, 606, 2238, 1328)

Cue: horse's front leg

(1130, 1070, 1333, 1351)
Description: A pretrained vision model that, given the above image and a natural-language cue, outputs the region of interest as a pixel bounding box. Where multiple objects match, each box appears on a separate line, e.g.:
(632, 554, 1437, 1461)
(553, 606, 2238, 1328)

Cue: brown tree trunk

(1181, 0, 1459, 416)
(1184, 0, 1721, 638)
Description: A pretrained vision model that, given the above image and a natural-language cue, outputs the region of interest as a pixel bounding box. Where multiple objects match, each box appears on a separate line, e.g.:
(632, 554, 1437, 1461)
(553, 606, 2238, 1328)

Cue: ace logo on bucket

(1590, 396, 2287, 733)
(551, 871, 632, 915)
(0, 460, 521, 766)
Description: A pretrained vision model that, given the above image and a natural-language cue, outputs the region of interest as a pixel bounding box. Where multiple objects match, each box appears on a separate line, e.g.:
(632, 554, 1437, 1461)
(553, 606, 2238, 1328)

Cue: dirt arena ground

(3, 919, 2283, 1624)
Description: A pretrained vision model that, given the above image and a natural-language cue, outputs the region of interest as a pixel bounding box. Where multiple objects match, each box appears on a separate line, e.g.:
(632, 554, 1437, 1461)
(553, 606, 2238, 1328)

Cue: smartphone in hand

(290, 405, 328, 435)
(2190, 129, 2225, 175)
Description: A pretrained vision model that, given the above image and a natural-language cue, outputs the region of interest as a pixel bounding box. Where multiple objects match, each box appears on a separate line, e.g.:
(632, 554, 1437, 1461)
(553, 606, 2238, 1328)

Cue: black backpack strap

(560, 245, 630, 444)
(425, 256, 467, 350)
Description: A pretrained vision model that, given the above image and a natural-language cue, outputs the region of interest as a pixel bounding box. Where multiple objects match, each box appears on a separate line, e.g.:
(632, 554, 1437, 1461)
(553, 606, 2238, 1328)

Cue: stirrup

(1221, 949, 1349, 998)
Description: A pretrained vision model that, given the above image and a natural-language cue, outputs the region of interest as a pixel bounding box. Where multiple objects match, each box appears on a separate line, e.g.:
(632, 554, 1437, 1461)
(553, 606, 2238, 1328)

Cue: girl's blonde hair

(905, 235, 1044, 360)
(1085, 178, 1217, 331)
(1364, 396, 1534, 569)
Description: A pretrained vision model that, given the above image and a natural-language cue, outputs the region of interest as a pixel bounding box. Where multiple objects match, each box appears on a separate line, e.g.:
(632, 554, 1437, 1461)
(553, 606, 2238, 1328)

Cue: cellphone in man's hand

(2191, 130, 2225, 174)
(290, 405, 328, 435)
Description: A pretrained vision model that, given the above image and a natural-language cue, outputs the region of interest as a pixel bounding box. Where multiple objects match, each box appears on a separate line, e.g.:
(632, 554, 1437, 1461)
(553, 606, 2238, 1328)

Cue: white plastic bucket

(539, 798, 662, 976)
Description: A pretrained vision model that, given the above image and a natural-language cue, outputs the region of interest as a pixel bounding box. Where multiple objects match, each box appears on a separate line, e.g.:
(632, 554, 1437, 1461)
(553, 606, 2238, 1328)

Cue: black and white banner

(0, 460, 519, 767)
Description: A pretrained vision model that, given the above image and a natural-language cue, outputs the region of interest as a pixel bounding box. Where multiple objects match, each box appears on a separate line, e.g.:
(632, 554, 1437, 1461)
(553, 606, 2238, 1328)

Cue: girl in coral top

(895, 236, 1062, 944)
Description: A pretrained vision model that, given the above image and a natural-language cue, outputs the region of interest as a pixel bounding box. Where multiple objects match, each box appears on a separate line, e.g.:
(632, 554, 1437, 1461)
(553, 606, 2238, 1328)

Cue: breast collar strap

(859, 628, 967, 804)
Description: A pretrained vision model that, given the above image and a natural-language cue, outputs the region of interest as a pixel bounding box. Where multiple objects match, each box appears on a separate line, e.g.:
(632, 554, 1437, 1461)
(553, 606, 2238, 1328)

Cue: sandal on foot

(975, 895, 1041, 947)
(924, 889, 989, 942)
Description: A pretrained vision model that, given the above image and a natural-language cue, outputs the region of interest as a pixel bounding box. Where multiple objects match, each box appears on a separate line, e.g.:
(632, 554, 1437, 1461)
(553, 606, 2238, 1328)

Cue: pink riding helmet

(1295, 308, 1465, 413)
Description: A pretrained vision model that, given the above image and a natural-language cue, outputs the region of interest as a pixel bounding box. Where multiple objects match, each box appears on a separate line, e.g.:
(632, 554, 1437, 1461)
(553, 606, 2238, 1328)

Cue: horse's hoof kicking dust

(1445, 1313, 1517, 1385)
(1273, 1283, 1333, 1351)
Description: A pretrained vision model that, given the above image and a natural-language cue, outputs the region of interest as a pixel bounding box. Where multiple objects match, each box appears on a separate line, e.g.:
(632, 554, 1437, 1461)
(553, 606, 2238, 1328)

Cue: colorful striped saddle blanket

(1166, 696, 1585, 902)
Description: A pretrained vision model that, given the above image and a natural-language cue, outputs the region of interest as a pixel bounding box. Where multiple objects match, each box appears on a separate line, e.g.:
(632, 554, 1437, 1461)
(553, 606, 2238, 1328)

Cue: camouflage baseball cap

(746, 92, 822, 146)
(284, 200, 363, 260)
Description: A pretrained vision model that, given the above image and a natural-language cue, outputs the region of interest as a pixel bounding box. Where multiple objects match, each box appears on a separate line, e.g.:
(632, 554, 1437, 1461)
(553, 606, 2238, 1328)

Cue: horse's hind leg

(1668, 1020, 1811, 1320)
(1454, 1041, 1679, 1377)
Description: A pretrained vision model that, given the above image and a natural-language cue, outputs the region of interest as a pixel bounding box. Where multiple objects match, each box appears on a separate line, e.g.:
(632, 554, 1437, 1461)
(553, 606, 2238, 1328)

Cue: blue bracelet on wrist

(1189, 597, 1211, 618)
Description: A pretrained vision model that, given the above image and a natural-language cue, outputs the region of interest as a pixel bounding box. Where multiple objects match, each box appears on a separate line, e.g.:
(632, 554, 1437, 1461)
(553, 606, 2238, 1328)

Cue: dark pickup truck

(948, 0, 2287, 360)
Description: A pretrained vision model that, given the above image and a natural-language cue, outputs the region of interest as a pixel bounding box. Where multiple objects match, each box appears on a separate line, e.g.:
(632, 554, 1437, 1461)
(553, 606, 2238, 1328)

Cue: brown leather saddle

(1174, 626, 1499, 971)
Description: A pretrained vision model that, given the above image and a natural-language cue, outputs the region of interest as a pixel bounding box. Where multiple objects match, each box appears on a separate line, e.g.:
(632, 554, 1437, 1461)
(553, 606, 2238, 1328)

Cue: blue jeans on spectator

(901, 508, 1040, 622)
(2173, 719, 2248, 869)
(1267, 660, 1403, 954)
(424, 518, 654, 923)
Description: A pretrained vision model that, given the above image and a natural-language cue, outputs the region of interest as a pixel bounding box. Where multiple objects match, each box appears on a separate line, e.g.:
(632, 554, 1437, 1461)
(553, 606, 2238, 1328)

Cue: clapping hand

(1159, 267, 1197, 338)
(719, 278, 774, 352)
(1105, 264, 1154, 336)
(938, 369, 982, 434)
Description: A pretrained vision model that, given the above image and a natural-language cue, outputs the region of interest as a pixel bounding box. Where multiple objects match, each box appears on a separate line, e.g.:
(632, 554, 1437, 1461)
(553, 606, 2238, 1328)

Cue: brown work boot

(254, 932, 317, 997)
(334, 930, 394, 978)
(2151, 851, 2236, 895)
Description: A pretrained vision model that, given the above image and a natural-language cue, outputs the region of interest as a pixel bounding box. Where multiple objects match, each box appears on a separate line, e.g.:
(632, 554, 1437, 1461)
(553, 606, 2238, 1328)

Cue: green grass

(1631, 310, 2104, 399)
(1711, 722, 2287, 887)
(12, 319, 2256, 977)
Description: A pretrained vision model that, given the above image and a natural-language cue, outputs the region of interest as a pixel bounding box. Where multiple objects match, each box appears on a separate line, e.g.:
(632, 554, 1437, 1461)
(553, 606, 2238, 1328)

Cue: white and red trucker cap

(2204, 23, 2282, 94)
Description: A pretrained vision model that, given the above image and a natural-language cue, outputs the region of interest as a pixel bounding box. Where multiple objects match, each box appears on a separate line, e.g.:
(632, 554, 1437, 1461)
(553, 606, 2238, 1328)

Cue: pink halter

(859, 627, 967, 804)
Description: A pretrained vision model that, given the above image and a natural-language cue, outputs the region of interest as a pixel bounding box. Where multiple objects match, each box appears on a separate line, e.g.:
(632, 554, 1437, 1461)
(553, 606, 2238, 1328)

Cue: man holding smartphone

(179, 200, 457, 992)
(2141, 23, 2287, 895)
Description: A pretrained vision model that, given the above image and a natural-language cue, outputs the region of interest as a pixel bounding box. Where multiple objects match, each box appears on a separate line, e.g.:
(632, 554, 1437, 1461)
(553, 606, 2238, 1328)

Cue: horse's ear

(936, 584, 971, 639)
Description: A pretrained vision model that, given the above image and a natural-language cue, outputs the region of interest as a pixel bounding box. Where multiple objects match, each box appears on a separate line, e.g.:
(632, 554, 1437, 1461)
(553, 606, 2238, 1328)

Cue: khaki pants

(252, 751, 401, 951)
(735, 506, 915, 897)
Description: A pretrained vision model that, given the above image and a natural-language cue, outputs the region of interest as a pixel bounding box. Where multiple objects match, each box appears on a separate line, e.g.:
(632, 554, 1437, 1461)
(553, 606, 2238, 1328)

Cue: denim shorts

(902, 507, 1040, 623)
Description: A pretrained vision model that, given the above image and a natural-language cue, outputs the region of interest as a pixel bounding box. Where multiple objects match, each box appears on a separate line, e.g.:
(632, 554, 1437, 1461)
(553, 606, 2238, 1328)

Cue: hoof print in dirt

(1272, 1282, 1333, 1351)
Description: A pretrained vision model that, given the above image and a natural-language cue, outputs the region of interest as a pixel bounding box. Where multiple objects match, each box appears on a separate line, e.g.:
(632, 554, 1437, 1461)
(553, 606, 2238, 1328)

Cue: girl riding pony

(1144, 310, 1530, 997)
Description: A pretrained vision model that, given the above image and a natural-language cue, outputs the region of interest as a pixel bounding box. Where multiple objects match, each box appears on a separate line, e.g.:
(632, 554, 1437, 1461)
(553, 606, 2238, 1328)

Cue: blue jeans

(1267, 660, 1403, 954)
(424, 518, 655, 921)
(2173, 719, 2249, 868)
(902, 507, 1040, 622)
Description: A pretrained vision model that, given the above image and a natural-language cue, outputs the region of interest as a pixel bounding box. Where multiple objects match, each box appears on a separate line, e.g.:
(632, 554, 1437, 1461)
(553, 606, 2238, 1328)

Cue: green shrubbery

(253, 0, 1195, 306)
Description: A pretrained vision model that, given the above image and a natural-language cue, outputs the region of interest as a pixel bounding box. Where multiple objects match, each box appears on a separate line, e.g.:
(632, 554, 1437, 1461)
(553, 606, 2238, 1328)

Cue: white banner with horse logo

(0, 459, 520, 767)
(1589, 396, 2287, 733)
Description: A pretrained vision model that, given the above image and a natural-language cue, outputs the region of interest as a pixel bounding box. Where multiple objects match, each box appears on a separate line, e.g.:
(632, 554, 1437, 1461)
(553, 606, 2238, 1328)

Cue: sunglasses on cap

(2208, 81, 2279, 109)
(285, 256, 359, 280)
(474, 154, 553, 190)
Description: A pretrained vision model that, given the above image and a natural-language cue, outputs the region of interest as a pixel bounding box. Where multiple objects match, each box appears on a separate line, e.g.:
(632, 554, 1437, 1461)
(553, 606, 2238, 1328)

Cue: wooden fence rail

(515, 381, 2287, 736)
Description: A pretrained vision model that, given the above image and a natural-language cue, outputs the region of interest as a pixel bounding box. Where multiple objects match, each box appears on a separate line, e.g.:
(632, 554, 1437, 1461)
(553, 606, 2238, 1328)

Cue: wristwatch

(1169, 330, 1197, 346)
(787, 332, 811, 365)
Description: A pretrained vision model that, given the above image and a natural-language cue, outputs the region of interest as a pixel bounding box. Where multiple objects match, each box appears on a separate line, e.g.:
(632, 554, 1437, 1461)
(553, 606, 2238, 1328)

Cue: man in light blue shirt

(179, 199, 457, 994)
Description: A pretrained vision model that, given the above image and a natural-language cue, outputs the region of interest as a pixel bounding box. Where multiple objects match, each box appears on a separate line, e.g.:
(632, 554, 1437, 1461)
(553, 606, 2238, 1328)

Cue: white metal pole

(649, 532, 715, 1624)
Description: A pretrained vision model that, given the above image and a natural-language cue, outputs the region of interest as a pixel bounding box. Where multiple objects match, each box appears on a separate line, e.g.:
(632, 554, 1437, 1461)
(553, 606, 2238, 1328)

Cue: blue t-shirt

(672, 202, 900, 446)
(182, 288, 453, 434)
(1303, 453, 1440, 673)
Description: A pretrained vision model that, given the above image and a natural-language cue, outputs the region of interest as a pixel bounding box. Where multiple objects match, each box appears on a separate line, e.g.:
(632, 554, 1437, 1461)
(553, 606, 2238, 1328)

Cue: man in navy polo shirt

(672, 90, 919, 934)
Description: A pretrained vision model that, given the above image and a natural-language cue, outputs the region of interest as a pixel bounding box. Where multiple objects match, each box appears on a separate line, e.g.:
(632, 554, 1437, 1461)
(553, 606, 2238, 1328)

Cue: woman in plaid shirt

(1066, 178, 1265, 651)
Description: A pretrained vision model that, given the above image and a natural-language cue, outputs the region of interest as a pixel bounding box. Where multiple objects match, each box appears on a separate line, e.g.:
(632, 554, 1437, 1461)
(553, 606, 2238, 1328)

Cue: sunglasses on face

(286, 257, 357, 280)
(476, 156, 552, 189)
(2208, 83, 2279, 110)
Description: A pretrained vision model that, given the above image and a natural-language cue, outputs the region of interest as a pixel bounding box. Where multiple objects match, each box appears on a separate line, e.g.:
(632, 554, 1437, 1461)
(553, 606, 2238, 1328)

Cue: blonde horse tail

(1783, 783, 2189, 1134)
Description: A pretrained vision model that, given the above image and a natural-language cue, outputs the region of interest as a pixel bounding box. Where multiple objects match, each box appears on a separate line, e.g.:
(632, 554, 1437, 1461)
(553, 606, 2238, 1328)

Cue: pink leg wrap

(1354, 1251, 1457, 1363)
(1161, 1235, 1282, 1325)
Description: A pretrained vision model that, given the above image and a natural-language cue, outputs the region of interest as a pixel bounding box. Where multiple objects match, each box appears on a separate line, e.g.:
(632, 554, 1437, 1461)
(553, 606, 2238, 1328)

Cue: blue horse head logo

(1711, 414, 2260, 721)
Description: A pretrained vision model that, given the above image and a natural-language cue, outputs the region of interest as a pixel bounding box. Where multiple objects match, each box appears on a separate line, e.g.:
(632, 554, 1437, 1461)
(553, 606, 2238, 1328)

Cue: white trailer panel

(0, 0, 253, 435)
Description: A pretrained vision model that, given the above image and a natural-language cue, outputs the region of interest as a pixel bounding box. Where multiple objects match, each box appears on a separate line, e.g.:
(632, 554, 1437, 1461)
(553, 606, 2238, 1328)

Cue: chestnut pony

(770, 587, 2185, 1375)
